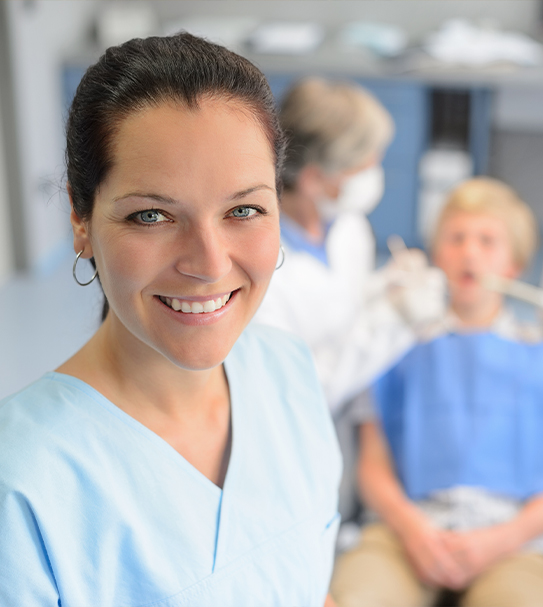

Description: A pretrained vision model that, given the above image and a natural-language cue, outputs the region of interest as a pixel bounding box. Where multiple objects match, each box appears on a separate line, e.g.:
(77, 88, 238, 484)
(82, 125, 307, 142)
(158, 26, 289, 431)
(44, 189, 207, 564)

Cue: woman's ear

(68, 185, 93, 258)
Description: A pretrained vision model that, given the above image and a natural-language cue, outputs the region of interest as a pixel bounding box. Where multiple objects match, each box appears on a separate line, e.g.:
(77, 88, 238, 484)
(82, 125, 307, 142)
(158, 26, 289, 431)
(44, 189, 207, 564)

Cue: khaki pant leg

(330, 523, 438, 607)
(460, 552, 543, 607)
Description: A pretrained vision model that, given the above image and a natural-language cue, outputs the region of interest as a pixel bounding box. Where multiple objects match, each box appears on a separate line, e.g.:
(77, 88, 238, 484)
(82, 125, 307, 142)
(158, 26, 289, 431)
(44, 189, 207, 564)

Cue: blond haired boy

(331, 177, 543, 607)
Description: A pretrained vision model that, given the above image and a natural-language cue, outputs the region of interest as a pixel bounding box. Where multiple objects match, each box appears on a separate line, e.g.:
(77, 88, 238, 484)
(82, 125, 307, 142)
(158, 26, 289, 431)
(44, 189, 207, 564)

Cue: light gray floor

(0, 250, 103, 400)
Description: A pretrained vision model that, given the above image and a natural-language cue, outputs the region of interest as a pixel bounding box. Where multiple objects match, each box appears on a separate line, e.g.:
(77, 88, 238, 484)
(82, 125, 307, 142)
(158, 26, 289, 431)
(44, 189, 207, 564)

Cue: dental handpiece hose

(481, 274, 543, 309)
(387, 235, 543, 309)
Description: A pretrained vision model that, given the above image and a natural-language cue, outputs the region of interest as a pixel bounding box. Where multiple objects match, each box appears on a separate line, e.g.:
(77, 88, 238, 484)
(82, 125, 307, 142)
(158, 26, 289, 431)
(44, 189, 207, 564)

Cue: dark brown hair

(66, 32, 286, 320)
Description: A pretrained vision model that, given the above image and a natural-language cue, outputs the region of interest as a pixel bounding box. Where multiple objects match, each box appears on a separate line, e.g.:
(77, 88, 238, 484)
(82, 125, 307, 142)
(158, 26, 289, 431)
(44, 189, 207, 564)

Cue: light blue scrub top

(374, 332, 543, 501)
(0, 324, 341, 607)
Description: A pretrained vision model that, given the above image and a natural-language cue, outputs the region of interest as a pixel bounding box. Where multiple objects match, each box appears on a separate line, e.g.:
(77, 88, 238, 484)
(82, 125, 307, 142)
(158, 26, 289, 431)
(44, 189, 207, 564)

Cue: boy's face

(433, 211, 520, 312)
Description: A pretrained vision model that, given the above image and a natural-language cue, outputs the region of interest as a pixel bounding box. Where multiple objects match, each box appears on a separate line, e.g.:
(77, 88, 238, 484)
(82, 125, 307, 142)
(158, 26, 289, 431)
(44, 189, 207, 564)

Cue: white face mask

(317, 165, 385, 222)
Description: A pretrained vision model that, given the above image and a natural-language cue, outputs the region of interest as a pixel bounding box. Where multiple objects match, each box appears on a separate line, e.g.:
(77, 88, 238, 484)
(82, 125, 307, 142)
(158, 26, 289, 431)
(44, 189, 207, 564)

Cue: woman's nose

(174, 226, 232, 283)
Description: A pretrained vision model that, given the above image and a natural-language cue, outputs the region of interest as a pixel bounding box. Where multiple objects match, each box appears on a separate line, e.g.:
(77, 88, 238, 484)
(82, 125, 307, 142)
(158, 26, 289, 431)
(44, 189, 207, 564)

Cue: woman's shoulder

(231, 323, 338, 448)
(1, 373, 70, 425)
(0, 372, 90, 422)
(0, 373, 99, 486)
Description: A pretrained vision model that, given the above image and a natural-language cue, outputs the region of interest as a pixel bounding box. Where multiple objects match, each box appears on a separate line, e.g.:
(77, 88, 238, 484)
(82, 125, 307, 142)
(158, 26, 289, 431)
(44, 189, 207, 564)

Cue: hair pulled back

(66, 33, 285, 320)
(67, 32, 285, 220)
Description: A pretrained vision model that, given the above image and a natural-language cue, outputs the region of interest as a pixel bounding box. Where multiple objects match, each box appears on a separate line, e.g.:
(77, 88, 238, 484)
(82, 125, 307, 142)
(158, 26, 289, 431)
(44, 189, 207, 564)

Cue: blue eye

(231, 206, 257, 218)
(136, 210, 168, 223)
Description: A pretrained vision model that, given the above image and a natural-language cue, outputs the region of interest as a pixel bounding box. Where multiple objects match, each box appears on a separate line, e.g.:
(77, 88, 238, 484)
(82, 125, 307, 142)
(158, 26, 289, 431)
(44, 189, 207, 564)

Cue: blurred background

(2, 0, 543, 398)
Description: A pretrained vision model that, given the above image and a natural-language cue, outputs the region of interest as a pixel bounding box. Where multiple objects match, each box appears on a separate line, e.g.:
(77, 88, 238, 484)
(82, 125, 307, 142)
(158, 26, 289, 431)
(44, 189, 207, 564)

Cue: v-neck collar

(46, 346, 246, 574)
(46, 365, 239, 498)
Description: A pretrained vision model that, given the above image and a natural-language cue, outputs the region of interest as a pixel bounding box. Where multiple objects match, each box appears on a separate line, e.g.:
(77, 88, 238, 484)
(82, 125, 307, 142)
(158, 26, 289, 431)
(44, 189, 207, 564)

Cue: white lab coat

(255, 212, 415, 415)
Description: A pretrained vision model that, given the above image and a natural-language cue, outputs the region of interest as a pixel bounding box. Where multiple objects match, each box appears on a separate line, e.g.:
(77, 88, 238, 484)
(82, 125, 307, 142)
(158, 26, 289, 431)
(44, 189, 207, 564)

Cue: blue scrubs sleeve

(0, 489, 59, 606)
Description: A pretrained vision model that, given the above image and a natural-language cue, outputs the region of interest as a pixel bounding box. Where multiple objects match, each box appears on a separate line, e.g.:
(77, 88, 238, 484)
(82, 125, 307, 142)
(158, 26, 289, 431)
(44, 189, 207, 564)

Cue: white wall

(0, 91, 12, 285)
(155, 0, 543, 41)
(6, 0, 99, 275)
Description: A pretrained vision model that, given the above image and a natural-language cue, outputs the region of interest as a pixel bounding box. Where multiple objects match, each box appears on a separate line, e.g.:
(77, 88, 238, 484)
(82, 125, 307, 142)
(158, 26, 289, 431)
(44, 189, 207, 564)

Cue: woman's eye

(231, 206, 258, 219)
(134, 209, 169, 224)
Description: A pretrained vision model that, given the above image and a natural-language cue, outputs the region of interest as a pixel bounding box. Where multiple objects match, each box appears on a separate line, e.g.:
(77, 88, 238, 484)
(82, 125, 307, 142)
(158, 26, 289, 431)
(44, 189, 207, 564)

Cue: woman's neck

(280, 189, 325, 243)
(57, 315, 232, 487)
(57, 314, 230, 420)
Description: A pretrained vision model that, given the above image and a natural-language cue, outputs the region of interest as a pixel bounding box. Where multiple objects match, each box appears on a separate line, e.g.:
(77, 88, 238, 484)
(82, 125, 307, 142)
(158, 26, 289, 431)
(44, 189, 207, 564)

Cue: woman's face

(72, 99, 280, 371)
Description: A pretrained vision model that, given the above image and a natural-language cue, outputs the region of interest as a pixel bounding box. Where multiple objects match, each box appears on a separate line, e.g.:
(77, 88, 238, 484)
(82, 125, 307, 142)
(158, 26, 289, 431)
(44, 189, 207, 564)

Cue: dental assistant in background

(255, 77, 445, 415)
(0, 34, 341, 607)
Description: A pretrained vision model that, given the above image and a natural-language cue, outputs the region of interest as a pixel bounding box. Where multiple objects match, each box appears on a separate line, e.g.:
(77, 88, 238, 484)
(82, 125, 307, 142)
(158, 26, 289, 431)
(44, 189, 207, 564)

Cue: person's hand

(441, 525, 518, 585)
(323, 592, 337, 607)
(398, 519, 468, 589)
(384, 247, 447, 328)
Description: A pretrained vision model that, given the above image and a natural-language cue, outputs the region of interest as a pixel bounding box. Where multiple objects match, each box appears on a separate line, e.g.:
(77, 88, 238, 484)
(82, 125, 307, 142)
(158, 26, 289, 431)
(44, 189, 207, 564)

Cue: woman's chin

(161, 340, 233, 373)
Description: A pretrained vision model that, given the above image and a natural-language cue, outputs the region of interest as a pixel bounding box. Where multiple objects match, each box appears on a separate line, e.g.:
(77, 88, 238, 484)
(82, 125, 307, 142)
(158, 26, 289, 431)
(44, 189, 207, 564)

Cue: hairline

(79, 92, 279, 217)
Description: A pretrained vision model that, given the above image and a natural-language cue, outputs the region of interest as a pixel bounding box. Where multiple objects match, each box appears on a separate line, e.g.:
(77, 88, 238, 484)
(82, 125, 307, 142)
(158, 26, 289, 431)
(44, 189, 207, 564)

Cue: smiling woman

(0, 34, 341, 607)
(71, 99, 280, 372)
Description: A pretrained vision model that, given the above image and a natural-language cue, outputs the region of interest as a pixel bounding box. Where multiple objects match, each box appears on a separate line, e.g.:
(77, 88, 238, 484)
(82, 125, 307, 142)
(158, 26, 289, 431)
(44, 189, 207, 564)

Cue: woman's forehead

(110, 100, 271, 163)
(99, 100, 276, 202)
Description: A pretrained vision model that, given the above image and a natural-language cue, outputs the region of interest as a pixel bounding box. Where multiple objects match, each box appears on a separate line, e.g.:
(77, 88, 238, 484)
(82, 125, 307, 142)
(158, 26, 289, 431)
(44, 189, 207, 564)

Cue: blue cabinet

(357, 80, 429, 250)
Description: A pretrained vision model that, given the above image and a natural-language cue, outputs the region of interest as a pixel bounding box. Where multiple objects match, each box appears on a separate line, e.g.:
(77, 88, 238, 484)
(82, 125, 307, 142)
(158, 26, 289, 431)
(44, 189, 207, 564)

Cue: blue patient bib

(374, 332, 543, 500)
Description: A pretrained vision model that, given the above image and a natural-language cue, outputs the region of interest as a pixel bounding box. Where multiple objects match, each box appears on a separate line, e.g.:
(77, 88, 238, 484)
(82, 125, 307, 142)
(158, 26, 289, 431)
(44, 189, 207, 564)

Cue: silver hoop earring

(275, 245, 285, 270)
(73, 250, 98, 286)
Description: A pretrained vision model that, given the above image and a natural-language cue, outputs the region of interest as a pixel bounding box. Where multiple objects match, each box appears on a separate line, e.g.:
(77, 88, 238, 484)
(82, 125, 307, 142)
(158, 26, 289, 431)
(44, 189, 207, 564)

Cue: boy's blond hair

(433, 177, 539, 270)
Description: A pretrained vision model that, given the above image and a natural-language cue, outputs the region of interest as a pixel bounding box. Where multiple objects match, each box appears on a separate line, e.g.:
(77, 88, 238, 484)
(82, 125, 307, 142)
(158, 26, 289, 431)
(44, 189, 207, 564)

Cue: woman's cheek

(94, 236, 160, 300)
(246, 228, 280, 281)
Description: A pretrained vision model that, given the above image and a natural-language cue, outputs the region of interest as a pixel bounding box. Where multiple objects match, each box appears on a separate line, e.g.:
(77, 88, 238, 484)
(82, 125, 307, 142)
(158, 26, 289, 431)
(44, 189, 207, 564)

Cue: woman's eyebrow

(229, 184, 275, 201)
(113, 185, 274, 205)
(113, 192, 178, 205)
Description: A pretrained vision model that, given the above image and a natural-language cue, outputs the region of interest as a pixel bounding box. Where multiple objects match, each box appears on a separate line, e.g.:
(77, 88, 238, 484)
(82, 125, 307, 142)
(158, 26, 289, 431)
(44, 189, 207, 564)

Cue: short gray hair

(279, 77, 394, 189)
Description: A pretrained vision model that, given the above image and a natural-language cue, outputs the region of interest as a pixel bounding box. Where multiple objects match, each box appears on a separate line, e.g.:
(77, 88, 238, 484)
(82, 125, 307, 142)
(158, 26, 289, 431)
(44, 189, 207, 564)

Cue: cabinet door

(355, 79, 429, 251)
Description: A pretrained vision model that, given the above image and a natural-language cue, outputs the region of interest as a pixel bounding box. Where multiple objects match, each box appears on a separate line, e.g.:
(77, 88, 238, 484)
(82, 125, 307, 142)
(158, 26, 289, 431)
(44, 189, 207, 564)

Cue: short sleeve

(0, 487, 59, 606)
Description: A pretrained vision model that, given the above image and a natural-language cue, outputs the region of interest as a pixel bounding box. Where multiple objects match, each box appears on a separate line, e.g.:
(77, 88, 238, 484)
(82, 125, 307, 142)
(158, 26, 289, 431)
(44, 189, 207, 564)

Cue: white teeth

(162, 293, 233, 313)
(203, 300, 216, 313)
(191, 302, 204, 314)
